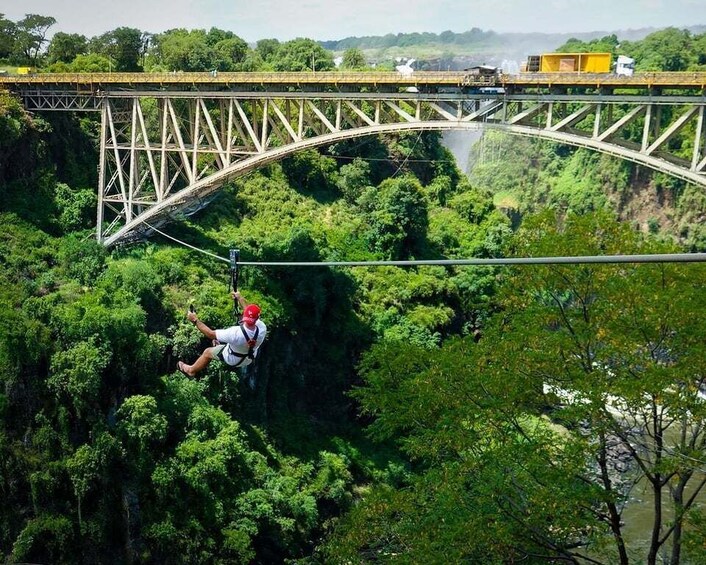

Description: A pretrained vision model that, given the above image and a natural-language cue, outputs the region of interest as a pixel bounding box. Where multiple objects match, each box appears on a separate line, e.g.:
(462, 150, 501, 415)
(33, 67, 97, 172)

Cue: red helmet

(242, 304, 261, 324)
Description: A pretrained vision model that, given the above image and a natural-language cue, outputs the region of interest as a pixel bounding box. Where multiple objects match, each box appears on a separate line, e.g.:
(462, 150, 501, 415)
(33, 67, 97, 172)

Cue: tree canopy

(13, 14, 56, 65)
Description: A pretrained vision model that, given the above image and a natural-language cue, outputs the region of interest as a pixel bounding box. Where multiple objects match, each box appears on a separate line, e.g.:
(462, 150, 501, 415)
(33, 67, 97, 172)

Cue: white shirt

(215, 319, 267, 366)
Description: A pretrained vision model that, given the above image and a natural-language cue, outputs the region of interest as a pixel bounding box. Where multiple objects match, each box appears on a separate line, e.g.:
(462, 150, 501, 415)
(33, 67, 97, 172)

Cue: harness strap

(217, 347, 247, 368)
(240, 323, 259, 359)
(219, 323, 260, 368)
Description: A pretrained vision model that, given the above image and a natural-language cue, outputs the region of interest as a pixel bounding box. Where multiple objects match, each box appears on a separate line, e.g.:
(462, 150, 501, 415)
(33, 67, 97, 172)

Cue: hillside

(466, 131, 706, 250)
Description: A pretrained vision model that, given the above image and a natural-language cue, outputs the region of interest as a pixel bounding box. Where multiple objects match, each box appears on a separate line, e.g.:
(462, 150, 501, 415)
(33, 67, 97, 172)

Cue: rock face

(578, 420, 637, 502)
(605, 433, 635, 488)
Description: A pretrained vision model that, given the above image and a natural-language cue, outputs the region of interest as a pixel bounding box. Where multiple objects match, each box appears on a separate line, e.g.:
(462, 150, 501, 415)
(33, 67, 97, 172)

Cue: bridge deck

(1, 71, 705, 92)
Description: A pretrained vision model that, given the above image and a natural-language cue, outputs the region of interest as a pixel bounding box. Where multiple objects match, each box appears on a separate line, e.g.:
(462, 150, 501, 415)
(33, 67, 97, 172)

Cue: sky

(1, 0, 704, 42)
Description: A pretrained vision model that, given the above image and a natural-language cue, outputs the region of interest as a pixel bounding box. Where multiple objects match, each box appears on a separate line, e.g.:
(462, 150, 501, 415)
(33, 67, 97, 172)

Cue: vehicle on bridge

(460, 65, 503, 91)
(615, 55, 635, 76)
(462, 64, 500, 82)
(522, 52, 635, 76)
(0, 66, 37, 76)
(524, 52, 612, 73)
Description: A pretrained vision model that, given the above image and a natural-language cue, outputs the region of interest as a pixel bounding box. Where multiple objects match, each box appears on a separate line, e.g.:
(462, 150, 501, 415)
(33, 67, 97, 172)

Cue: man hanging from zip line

(177, 291, 267, 382)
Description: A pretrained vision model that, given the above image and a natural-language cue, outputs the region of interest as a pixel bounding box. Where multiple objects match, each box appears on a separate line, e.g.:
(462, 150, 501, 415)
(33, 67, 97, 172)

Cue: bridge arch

(105, 121, 481, 246)
(96, 92, 706, 246)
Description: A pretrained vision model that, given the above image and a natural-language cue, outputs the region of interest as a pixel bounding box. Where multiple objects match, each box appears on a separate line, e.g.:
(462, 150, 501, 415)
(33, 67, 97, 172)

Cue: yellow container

(17, 67, 36, 75)
(539, 53, 611, 73)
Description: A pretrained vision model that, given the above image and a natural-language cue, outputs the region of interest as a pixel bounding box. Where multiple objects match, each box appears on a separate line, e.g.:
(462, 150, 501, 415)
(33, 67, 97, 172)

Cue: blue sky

(3, 0, 704, 42)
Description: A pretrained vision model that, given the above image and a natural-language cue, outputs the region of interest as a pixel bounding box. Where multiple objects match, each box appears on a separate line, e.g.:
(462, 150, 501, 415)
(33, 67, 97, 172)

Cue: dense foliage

(556, 28, 706, 72)
(328, 213, 706, 564)
(1, 20, 706, 565)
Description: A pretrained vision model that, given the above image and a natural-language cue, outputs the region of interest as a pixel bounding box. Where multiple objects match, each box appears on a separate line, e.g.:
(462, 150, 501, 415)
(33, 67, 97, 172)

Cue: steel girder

(20, 90, 101, 111)
(97, 92, 706, 246)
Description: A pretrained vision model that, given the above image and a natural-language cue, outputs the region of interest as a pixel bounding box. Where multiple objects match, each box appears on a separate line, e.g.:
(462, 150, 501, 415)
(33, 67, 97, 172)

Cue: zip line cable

(143, 222, 706, 267)
(390, 129, 425, 179)
(144, 222, 230, 263)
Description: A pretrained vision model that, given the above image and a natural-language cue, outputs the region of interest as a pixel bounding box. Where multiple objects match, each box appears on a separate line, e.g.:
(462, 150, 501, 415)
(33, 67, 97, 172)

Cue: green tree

(336, 157, 371, 203)
(625, 28, 695, 72)
(359, 174, 429, 259)
(53, 182, 96, 232)
(46, 32, 87, 64)
(556, 33, 620, 54)
(501, 211, 706, 564)
(256, 38, 280, 64)
(66, 432, 123, 525)
(48, 339, 110, 419)
(0, 14, 16, 59)
(89, 27, 146, 71)
(272, 38, 334, 71)
(328, 337, 600, 562)
(11, 514, 75, 564)
(281, 148, 337, 196)
(56, 235, 107, 286)
(213, 36, 249, 70)
(69, 53, 112, 72)
(693, 33, 706, 67)
(448, 179, 494, 222)
(341, 47, 366, 69)
(204, 26, 233, 46)
(0, 94, 33, 193)
(144, 401, 324, 562)
(13, 14, 56, 65)
(116, 394, 167, 470)
(152, 28, 214, 71)
(336, 211, 706, 563)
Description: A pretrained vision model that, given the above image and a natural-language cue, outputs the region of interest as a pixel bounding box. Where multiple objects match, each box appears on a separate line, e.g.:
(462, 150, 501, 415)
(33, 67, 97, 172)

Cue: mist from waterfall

(441, 130, 483, 175)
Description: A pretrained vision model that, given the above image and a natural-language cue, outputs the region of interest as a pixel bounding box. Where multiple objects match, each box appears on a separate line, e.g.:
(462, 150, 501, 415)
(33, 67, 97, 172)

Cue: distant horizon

(3, 0, 703, 43)
(318, 24, 706, 45)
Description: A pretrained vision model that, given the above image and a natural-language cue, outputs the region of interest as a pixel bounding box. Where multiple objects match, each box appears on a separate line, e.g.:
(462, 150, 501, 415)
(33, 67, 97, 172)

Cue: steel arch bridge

(3, 71, 706, 246)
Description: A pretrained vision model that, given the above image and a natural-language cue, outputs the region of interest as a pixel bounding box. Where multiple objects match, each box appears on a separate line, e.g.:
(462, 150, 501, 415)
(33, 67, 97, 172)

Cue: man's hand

(232, 291, 241, 301)
(187, 310, 198, 324)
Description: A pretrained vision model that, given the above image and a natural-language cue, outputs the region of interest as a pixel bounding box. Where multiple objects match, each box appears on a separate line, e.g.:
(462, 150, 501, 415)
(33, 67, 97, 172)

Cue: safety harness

(218, 323, 260, 367)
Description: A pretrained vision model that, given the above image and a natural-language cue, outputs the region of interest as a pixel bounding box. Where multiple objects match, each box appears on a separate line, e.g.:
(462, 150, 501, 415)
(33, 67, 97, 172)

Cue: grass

(493, 191, 520, 209)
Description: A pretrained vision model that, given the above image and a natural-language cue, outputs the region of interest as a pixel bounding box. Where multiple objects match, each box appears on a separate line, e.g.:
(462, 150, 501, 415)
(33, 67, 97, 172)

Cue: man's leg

(180, 346, 219, 377)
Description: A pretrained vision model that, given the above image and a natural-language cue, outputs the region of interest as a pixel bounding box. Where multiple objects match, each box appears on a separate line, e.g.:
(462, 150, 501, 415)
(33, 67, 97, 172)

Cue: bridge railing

(0, 70, 470, 87)
(3, 71, 706, 94)
(509, 71, 706, 88)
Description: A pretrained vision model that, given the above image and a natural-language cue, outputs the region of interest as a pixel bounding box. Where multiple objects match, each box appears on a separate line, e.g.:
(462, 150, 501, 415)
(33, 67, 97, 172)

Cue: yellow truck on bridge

(524, 53, 613, 73)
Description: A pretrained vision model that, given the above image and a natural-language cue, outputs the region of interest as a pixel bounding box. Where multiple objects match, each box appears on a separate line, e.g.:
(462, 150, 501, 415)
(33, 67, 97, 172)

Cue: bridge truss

(94, 90, 706, 246)
(12, 82, 706, 246)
